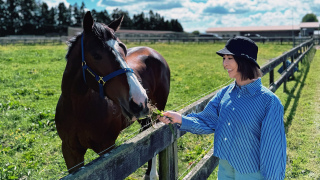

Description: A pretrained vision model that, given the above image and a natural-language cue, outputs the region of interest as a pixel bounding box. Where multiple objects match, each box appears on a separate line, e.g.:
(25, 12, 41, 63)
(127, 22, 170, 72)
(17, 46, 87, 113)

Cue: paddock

(0, 39, 318, 179)
(60, 39, 315, 179)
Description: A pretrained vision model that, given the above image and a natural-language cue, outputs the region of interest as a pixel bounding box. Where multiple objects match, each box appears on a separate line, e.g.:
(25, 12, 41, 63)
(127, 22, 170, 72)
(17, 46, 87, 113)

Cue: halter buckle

(98, 76, 106, 85)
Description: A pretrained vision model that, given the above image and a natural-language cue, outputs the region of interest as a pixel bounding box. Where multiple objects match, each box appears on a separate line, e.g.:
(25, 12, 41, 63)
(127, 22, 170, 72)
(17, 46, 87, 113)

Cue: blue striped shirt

(179, 78, 286, 180)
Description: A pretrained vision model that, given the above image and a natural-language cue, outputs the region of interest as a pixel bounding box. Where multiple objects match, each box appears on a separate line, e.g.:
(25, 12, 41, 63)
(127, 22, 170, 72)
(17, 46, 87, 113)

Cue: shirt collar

(229, 78, 262, 95)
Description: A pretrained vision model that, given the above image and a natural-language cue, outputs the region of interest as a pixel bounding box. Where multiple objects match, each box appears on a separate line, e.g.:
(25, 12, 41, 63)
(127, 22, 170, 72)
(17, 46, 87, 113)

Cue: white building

(206, 22, 319, 38)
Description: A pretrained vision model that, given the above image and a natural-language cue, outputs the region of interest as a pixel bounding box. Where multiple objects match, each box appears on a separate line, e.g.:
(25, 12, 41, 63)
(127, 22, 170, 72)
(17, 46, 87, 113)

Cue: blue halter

(81, 33, 134, 98)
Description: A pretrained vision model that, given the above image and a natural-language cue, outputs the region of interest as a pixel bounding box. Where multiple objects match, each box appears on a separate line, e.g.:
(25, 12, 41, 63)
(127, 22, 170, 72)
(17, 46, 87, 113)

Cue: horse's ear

(83, 11, 94, 33)
(108, 15, 123, 32)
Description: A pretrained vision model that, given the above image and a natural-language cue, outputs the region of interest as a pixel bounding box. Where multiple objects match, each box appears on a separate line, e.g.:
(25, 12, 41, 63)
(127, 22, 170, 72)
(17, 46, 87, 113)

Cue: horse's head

(81, 11, 148, 120)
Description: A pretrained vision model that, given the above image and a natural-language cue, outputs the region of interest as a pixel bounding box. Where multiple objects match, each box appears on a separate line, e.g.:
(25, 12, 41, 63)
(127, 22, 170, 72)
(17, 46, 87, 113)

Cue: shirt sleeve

(179, 88, 226, 134)
(260, 95, 287, 180)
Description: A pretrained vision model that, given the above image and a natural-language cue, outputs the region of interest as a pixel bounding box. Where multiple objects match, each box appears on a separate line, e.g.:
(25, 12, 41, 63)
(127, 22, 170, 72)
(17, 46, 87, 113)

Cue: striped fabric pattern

(179, 78, 286, 180)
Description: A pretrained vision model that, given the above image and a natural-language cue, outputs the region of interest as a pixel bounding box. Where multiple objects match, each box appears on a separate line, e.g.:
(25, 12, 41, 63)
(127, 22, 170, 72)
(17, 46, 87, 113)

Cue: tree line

(0, 0, 184, 37)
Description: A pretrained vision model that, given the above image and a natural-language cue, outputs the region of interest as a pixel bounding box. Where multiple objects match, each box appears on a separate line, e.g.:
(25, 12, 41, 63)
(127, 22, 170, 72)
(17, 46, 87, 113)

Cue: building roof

(206, 25, 299, 32)
(206, 22, 319, 33)
(300, 22, 320, 28)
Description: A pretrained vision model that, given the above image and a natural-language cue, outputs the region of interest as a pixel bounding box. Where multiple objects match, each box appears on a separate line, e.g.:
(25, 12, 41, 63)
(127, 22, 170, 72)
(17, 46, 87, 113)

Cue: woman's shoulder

(260, 86, 282, 105)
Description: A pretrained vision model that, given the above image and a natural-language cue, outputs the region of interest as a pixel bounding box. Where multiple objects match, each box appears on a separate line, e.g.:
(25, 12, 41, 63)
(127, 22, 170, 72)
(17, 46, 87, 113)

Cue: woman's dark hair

(234, 56, 262, 80)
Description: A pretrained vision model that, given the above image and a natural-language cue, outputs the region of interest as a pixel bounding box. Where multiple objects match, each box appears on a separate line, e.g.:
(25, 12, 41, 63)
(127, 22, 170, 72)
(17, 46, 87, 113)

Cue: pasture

(0, 42, 318, 179)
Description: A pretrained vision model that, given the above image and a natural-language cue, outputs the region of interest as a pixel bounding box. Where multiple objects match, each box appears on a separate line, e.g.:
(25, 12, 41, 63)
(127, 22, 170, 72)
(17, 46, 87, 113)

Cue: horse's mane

(65, 33, 82, 60)
(65, 22, 115, 61)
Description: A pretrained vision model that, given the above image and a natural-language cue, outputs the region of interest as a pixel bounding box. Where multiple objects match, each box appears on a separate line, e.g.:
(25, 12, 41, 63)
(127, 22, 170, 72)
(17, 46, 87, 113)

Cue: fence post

(269, 69, 274, 87)
(283, 58, 287, 92)
(290, 55, 295, 79)
(159, 140, 178, 180)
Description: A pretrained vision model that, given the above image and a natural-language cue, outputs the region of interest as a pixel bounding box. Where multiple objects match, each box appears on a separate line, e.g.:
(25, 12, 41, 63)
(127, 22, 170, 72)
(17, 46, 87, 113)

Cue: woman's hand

(158, 111, 182, 125)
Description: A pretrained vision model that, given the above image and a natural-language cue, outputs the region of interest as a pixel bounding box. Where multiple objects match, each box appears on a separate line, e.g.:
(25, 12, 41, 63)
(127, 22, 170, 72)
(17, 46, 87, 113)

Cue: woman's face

(223, 54, 241, 80)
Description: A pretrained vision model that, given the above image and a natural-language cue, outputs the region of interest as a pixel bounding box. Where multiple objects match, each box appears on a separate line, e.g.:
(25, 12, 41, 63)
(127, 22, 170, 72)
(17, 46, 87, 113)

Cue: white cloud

(42, 0, 70, 8)
(40, 0, 320, 33)
(96, 0, 105, 8)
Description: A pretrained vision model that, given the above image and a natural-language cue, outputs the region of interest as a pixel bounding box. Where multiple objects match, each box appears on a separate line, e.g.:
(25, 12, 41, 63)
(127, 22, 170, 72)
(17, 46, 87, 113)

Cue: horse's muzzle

(129, 99, 149, 118)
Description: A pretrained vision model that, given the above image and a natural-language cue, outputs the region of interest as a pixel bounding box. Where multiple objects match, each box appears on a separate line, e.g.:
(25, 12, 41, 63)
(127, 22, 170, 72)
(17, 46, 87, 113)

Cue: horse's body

(55, 11, 170, 176)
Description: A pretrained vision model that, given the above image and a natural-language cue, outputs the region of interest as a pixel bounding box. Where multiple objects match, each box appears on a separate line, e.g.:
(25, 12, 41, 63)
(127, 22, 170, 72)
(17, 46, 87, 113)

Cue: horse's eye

(92, 53, 102, 60)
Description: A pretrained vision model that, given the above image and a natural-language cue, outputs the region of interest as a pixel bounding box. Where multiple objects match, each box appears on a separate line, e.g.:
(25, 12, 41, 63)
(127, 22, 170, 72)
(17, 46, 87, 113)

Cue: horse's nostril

(129, 99, 143, 114)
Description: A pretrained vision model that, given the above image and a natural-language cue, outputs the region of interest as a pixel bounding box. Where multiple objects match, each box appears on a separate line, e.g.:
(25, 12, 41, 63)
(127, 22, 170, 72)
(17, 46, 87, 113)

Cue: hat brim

(216, 47, 234, 57)
(216, 48, 260, 69)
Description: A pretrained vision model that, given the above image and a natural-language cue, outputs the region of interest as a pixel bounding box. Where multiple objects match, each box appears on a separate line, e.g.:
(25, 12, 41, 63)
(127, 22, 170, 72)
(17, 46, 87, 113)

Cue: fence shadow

(283, 53, 314, 133)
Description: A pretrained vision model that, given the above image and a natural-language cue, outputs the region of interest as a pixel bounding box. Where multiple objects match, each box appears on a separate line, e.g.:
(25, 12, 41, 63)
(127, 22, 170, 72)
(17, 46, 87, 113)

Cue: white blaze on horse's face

(106, 39, 148, 110)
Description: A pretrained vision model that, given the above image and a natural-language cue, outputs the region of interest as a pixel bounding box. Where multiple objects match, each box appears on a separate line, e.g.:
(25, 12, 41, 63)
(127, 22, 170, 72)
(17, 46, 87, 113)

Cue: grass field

(0, 41, 318, 179)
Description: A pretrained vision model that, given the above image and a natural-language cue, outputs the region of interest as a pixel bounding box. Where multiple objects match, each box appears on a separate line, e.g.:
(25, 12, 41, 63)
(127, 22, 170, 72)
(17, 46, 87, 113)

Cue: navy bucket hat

(216, 36, 260, 69)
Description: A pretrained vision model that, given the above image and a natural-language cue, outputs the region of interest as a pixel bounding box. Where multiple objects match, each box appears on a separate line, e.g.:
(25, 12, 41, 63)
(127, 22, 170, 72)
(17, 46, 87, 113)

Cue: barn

(206, 22, 319, 38)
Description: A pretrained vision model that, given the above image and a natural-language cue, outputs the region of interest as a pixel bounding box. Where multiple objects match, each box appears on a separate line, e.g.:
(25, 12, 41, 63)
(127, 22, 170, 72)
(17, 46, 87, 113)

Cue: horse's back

(126, 46, 170, 110)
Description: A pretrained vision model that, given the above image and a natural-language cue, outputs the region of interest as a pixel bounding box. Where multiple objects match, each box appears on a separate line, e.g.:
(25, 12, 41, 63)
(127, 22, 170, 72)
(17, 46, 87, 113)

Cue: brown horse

(55, 11, 170, 178)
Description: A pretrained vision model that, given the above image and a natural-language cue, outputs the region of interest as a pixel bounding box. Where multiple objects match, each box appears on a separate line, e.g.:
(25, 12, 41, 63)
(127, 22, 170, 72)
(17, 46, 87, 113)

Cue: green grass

(1, 42, 316, 179)
(278, 48, 320, 180)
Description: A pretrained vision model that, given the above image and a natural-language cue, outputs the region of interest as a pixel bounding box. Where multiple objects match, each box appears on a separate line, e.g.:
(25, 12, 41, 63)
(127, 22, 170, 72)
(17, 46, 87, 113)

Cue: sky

(41, 0, 320, 33)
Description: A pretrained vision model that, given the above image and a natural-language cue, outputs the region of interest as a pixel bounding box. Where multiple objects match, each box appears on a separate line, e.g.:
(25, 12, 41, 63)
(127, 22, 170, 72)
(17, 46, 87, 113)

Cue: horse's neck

(62, 44, 88, 96)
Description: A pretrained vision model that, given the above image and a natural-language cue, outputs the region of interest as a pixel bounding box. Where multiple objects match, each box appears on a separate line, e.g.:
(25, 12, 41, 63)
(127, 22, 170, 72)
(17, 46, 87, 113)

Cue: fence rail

(120, 36, 316, 45)
(61, 38, 315, 180)
(0, 36, 68, 45)
(0, 36, 318, 46)
(260, 39, 314, 92)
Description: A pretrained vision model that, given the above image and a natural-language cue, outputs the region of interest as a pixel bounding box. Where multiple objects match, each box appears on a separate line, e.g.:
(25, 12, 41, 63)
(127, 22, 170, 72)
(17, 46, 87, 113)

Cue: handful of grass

(150, 109, 175, 136)
(141, 104, 175, 136)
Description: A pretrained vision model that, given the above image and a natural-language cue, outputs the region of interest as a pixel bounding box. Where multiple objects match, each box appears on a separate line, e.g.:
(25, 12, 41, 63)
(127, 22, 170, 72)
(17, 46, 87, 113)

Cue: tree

(0, 1, 185, 36)
(302, 13, 319, 22)
(148, 10, 156, 30)
(0, 0, 9, 36)
(96, 10, 111, 24)
(6, 0, 22, 35)
(47, 7, 57, 28)
(39, 2, 50, 34)
(57, 2, 68, 35)
(91, 9, 97, 21)
(73, 3, 81, 27)
(79, 2, 86, 22)
(170, 19, 183, 32)
(66, 4, 73, 26)
(132, 12, 146, 30)
(20, 0, 38, 34)
(192, 30, 200, 36)
(111, 8, 133, 29)
(57, 3, 66, 26)
(154, 12, 165, 30)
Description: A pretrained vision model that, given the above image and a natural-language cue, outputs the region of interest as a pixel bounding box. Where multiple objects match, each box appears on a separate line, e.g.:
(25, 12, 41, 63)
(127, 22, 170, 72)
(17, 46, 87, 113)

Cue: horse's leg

(146, 87, 169, 180)
(62, 141, 87, 173)
(138, 117, 158, 179)
(141, 82, 169, 179)
(149, 156, 158, 180)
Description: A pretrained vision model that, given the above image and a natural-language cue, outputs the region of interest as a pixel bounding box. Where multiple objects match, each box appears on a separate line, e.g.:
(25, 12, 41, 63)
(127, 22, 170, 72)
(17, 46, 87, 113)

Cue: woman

(159, 36, 286, 180)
